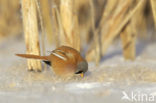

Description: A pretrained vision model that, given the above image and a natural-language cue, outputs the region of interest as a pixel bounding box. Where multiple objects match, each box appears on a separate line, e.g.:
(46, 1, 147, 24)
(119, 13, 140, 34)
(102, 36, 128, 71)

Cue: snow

(0, 36, 156, 103)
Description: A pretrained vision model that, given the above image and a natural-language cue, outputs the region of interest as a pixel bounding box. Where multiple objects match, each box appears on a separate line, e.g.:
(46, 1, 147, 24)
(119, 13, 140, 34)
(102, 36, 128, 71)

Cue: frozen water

(0, 36, 156, 103)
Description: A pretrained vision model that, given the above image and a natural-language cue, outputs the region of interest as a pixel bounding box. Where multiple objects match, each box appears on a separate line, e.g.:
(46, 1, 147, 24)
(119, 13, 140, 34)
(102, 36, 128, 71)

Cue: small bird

(16, 46, 88, 78)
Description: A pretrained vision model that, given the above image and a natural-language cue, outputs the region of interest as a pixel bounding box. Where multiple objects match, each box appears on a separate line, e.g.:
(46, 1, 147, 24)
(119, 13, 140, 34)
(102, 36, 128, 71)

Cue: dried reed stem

(21, 0, 41, 71)
(60, 0, 80, 51)
(55, 7, 64, 47)
(39, 0, 53, 43)
(87, 0, 131, 61)
(120, 0, 145, 60)
(0, 0, 21, 41)
(100, 0, 132, 55)
(120, 23, 136, 60)
(76, 0, 92, 47)
(51, 4, 60, 47)
(101, 0, 144, 55)
(86, 0, 120, 62)
(90, 0, 100, 65)
(99, 0, 119, 26)
(87, 0, 144, 61)
(131, 0, 146, 38)
(35, 0, 46, 69)
(150, 0, 156, 28)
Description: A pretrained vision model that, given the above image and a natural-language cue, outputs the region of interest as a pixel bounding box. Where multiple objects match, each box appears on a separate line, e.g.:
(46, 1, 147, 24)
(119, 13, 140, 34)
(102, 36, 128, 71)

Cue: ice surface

(0, 36, 156, 103)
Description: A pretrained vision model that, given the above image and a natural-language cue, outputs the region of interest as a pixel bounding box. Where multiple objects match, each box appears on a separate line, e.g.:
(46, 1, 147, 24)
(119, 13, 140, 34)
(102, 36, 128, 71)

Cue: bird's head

(75, 60, 88, 77)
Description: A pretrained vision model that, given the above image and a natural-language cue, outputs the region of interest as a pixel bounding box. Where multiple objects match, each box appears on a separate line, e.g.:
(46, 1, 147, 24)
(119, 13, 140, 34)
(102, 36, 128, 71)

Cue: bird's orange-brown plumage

(16, 46, 88, 78)
(16, 54, 50, 61)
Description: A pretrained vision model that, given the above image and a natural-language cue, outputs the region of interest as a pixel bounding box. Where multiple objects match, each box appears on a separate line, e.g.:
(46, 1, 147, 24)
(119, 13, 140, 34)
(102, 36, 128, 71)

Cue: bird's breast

(51, 55, 77, 77)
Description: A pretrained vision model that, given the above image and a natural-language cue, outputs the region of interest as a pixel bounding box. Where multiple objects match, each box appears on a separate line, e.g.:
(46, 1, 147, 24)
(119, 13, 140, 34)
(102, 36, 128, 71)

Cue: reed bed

(0, 0, 156, 69)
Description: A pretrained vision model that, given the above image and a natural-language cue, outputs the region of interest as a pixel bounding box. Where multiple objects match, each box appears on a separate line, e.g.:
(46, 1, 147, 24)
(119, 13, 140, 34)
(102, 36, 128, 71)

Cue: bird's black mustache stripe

(75, 71, 83, 74)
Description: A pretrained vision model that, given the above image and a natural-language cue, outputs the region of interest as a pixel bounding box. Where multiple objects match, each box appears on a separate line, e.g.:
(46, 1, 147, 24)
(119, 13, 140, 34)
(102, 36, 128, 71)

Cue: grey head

(75, 60, 88, 74)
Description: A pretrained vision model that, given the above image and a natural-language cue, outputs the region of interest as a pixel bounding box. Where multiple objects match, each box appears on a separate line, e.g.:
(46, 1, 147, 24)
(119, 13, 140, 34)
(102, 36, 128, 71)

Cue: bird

(16, 46, 88, 78)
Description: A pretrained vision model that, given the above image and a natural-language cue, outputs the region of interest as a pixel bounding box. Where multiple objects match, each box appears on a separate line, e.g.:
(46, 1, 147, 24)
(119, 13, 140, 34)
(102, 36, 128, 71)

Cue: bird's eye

(75, 71, 83, 74)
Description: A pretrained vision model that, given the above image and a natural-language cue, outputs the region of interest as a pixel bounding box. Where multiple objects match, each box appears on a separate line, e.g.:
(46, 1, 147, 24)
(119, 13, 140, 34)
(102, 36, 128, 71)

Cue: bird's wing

(50, 49, 67, 61)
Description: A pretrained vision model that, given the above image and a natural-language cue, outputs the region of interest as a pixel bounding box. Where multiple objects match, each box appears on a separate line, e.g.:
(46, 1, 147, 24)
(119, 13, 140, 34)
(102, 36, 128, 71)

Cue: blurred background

(0, 0, 22, 41)
(0, 0, 155, 64)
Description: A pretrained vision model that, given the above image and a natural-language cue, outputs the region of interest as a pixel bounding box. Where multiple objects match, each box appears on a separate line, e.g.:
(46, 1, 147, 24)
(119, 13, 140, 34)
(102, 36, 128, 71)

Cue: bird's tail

(15, 54, 50, 61)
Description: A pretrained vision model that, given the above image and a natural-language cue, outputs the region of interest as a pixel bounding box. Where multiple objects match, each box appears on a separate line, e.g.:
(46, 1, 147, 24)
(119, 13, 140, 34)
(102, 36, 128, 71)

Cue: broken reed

(21, 0, 41, 71)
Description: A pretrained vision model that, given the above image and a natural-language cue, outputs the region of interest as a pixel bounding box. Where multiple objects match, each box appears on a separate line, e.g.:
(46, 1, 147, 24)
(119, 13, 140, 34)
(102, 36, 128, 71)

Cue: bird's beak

(80, 73, 84, 77)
